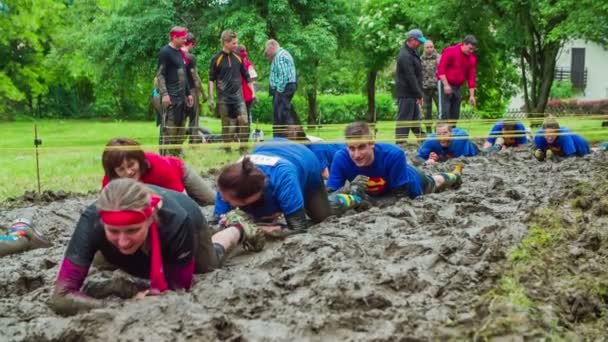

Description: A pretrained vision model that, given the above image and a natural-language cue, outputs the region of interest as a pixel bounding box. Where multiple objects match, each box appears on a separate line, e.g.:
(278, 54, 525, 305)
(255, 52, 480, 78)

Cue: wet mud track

(1, 148, 605, 341)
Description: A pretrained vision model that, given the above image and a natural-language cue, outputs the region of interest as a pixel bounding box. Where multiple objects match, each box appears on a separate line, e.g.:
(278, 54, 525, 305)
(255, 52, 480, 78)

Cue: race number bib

(238, 154, 280, 166)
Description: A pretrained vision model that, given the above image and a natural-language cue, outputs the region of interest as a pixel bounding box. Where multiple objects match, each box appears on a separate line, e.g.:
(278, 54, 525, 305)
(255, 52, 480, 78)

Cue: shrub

(545, 99, 608, 115)
(223, 93, 398, 124)
(550, 80, 574, 100)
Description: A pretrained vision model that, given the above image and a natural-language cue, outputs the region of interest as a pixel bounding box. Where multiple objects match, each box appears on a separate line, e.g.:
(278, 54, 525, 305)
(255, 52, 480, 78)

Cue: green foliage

(550, 80, 574, 99)
(243, 93, 396, 124)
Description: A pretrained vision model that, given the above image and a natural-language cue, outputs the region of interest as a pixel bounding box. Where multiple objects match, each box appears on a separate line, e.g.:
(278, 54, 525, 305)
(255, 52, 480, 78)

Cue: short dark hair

(463, 34, 478, 46)
(344, 121, 373, 141)
(102, 138, 150, 180)
(543, 116, 560, 130)
(186, 32, 195, 44)
(217, 157, 266, 199)
(502, 120, 517, 132)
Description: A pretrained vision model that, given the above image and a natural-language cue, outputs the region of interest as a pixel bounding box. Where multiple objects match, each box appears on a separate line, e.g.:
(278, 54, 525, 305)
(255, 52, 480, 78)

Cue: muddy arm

(48, 258, 103, 316)
(284, 208, 308, 232)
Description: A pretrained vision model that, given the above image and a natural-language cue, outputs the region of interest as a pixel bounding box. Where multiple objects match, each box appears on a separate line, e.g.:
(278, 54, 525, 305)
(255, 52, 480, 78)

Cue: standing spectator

(265, 39, 299, 137)
(437, 35, 478, 126)
(236, 45, 258, 129)
(395, 29, 426, 144)
(208, 30, 254, 154)
(183, 33, 208, 143)
(156, 26, 194, 156)
(421, 40, 440, 135)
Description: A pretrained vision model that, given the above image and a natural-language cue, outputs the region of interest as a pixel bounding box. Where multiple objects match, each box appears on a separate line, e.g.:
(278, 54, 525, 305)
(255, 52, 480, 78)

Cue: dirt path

(0, 149, 605, 341)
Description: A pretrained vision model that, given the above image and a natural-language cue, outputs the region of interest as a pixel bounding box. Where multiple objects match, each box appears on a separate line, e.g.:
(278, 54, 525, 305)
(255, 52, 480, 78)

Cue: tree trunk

(366, 70, 377, 123)
(306, 88, 317, 126)
(533, 43, 560, 114)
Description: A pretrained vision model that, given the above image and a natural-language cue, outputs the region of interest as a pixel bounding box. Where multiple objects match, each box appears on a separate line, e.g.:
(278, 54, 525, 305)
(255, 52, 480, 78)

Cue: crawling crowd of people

(0, 23, 600, 317)
(0, 113, 599, 315)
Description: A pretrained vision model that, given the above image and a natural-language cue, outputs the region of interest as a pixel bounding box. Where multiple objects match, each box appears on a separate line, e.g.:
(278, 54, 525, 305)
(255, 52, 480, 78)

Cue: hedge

(545, 99, 608, 115)
(203, 93, 399, 124)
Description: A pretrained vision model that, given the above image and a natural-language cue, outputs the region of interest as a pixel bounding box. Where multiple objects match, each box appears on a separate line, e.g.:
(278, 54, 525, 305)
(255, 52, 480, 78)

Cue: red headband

(100, 196, 160, 227)
(170, 30, 188, 39)
(99, 195, 167, 292)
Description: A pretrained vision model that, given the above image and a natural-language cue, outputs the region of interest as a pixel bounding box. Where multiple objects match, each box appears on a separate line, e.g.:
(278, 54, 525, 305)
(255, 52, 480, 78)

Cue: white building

(509, 39, 608, 110)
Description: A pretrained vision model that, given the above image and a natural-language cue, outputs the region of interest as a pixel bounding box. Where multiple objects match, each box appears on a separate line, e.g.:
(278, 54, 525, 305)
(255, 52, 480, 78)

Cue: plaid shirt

(269, 48, 297, 93)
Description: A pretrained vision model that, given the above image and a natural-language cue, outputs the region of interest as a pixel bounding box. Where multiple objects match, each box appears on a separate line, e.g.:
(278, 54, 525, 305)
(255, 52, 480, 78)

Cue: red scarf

(99, 196, 167, 292)
(179, 49, 190, 65)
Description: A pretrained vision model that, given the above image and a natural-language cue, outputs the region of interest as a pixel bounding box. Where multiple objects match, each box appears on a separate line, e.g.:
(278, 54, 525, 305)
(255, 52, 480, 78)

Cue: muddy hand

(225, 209, 265, 252)
(49, 291, 104, 316)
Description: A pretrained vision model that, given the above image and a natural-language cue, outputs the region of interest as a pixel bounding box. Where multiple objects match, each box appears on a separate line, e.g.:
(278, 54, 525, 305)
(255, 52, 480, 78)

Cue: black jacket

(395, 43, 423, 99)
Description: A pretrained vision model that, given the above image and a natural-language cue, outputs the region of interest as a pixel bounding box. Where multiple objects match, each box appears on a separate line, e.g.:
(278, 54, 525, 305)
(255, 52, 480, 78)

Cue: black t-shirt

(64, 185, 204, 279)
(158, 45, 189, 99)
(209, 51, 250, 104)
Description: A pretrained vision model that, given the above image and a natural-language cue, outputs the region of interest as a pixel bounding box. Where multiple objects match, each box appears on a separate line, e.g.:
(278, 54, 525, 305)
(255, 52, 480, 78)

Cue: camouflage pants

(217, 102, 249, 148)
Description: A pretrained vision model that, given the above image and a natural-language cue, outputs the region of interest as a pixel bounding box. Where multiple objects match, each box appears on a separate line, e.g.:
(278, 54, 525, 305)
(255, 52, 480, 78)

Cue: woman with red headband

(101, 137, 215, 206)
(49, 178, 263, 315)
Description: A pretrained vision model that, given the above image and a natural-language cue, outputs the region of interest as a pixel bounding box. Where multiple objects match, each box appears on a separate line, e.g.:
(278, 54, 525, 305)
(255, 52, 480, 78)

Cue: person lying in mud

(480, 120, 529, 154)
(286, 125, 345, 179)
(0, 218, 51, 258)
(214, 138, 364, 236)
(49, 178, 263, 316)
(533, 117, 590, 161)
(327, 121, 463, 200)
(417, 122, 478, 164)
(102, 137, 215, 206)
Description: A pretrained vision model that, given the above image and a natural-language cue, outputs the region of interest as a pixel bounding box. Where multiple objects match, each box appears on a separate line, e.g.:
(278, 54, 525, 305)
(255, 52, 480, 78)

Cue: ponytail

(217, 157, 266, 199)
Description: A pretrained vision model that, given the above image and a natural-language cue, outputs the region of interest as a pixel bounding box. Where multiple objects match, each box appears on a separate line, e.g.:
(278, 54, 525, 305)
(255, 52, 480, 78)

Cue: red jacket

(437, 43, 477, 89)
(240, 48, 255, 103)
(102, 152, 185, 192)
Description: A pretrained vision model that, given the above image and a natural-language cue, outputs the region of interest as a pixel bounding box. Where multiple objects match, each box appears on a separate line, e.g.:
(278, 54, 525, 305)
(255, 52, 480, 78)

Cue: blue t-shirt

(213, 139, 322, 219)
(418, 128, 478, 160)
(487, 121, 528, 146)
(327, 143, 423, 199)
(533, 127, 590, 157)
(307, 142, 345, 170)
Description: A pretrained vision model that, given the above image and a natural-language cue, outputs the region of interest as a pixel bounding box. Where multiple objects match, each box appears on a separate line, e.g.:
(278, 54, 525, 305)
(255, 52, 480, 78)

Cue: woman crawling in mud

(49, 178, 263, 315)
(533, 117, 591, 161)
(327, 121, 463, 198)
(214, 138, 365, 237)
(102, 137, 215, 206)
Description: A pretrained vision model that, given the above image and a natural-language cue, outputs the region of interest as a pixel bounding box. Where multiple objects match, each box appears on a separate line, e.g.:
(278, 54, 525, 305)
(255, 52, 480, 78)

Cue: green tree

(355, 0, 413, 122)
(0, 0, 65, 119)
(484, 0, 608, 115)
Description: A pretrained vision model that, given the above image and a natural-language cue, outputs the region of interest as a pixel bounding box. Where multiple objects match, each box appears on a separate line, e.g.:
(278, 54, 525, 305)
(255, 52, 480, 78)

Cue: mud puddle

(1, 148, 606, 341)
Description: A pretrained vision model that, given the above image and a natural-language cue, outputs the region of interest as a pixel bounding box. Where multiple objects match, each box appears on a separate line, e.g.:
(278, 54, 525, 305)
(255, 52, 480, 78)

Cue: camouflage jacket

(421, 52, 440, 90)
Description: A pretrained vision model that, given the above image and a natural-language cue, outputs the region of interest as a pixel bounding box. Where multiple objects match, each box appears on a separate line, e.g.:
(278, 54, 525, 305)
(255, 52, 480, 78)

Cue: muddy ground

(1, 148, 606, 341)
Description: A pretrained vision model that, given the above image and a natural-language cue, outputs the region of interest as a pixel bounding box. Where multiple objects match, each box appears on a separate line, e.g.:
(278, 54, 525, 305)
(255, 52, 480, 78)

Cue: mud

(1, 148, 607, 341)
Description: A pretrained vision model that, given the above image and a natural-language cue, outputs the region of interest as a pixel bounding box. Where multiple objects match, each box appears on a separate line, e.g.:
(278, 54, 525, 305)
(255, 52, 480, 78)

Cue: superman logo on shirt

(367, 177, 387, 195)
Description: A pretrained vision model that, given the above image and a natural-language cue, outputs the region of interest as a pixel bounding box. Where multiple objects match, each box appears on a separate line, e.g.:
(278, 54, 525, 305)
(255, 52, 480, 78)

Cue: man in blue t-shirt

(481, 120, 529, 154)
(533, 117, 590, 161)
(418, 122, 478, 164)
(327, 122, 463, 200)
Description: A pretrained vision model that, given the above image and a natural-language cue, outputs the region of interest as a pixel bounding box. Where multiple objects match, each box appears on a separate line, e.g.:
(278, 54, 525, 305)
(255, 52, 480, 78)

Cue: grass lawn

(1, 115, 606, 201)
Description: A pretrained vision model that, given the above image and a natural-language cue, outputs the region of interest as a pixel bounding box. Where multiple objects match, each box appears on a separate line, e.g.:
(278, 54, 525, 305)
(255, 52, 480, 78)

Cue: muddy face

(347, 142, 375, 167)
